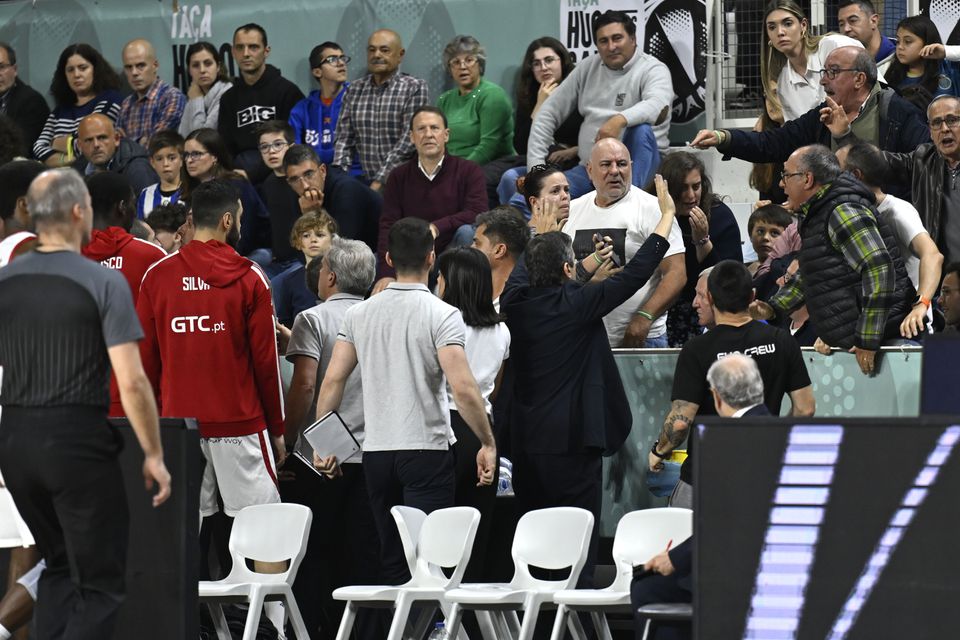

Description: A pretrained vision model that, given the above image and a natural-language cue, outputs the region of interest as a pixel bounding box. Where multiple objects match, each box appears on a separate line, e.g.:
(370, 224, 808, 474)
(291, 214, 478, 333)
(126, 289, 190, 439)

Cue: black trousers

(631, 574, 692, 640)
(450, 411, 497, 582)
(279, 459, 382, 640)
(0, 406, 129, 640)
(362, 449, 455, 586)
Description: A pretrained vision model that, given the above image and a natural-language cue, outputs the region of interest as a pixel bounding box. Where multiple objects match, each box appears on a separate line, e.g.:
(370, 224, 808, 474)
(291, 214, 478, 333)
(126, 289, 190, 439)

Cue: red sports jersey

(136, 239, 284, 439)
(82, 226, 165, 416)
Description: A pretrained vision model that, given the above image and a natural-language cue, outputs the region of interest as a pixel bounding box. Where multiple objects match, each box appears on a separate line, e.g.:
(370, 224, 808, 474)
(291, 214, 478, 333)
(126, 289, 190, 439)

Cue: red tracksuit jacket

(82, 226, 165, 416)
(136, 239, 284, 438)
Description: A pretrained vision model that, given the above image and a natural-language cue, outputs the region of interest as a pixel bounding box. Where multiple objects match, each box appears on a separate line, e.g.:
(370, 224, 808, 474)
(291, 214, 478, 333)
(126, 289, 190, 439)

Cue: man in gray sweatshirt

(527, 10, 674, 198)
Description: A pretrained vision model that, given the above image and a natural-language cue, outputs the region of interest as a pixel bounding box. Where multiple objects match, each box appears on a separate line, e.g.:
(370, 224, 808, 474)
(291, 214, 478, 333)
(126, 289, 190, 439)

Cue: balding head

(367, 29, 405, 82)
(928, 95, 960, 162)
(122, 38, 159, 96)
(26, 168, 92, 238)
(820, 45, 874, 112)
(707, 353, 765, 415)
(77, 114, 120, 168)
(586, 138, 632, 206)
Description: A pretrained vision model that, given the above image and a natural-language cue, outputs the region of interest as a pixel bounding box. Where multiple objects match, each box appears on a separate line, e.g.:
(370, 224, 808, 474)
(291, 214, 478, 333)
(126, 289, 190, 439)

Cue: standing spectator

(884, 16, 960, 113)
(0, 159, 44, 267)
(76, 113, 159, 194)
(837, 0, 896, 76)
(218, 23, 305, 183)
(289, 42, 360, 175)
(471, 206, 530, 305)
(0, 168, 169, 640)
(283, 237, 380, 640)
(312, 217, 497, 587)
(0, 42, 49, 155)
(33, 43, 122, 168)
(116, 39, 186, 147)
(658, 152, 743, 346)
(332, 29, 428, 192)
(179, 41, 232, 137)
(137, 129, 185, 219)
(562, 138, 686, 347)
(527, 10, 672, 198)
(373, 106, 487, 292)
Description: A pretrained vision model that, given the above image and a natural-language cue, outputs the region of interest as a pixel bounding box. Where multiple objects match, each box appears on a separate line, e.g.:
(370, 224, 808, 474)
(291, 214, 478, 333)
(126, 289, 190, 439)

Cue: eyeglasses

(183, 151, 209, 161)
(817, 67, 859, 80)
(928, 115, 960, 130)
(780, 170, 807, 182)
(286, 168, 319, 185)
(449, 56, 479, 69)
(531, 56, 559, 70)
(258, 140, 289, 153)
(319, 54, 351, 66)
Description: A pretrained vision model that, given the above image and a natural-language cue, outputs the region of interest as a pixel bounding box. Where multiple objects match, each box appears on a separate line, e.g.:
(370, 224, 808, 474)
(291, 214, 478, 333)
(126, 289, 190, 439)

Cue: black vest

(797, 173, 915, 349)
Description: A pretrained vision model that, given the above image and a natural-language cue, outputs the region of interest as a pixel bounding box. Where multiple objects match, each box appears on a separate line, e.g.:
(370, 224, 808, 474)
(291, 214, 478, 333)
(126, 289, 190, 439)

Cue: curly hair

(50, 43, 121, 108)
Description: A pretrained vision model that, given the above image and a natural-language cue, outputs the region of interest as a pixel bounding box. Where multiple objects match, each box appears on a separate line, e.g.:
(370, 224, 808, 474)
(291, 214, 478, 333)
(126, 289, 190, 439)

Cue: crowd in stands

(1, 3, 960, 639)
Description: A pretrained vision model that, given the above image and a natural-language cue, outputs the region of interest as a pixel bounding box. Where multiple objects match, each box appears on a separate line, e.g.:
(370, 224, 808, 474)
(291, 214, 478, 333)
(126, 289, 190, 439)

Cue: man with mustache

(332, 29, 428, 193)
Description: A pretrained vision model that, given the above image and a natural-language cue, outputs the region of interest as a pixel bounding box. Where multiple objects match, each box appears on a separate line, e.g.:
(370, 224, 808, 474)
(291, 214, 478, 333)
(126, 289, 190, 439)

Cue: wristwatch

(650, 441, 668, 459)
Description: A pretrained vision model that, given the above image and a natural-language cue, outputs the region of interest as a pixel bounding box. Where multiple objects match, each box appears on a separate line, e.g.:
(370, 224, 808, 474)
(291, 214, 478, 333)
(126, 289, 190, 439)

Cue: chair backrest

(411, 506, 480, 588)
(510, 507, 594, 591)
(226, 503, 313, 585)
(609, 508, 693, 591)
(392, 506, 427, 578)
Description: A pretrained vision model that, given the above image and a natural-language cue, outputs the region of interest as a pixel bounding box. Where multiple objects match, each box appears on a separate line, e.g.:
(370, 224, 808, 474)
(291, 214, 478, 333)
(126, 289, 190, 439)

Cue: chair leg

(208, 602, 232, 640)
(242, 592, 265, 640)
(475, 610, 500, 640)
(335, 601, 358, 640)
(641, 618, 652, 640)
(567, 611, 588, 640)
(504, 610, 522, 638)
(446, 603, 465, 638)
(264, 600, 286, 639)
(590, 610, 611, 640)
(284, 592, 310, 640)
(517, 603, 542, 640)
(386, 593, 413, 640)
(410, 604, 437, 639)
(549, 604, 568, 640)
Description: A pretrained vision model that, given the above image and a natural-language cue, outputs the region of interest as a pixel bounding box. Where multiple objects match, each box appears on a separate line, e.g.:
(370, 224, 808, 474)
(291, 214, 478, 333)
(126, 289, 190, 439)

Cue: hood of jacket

(178, 239, 252, 288)
(82, 226, 134, 261)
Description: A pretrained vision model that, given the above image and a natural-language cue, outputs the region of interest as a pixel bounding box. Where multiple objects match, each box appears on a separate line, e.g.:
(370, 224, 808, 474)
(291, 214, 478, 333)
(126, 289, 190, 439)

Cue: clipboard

(291, 411, 361, 475)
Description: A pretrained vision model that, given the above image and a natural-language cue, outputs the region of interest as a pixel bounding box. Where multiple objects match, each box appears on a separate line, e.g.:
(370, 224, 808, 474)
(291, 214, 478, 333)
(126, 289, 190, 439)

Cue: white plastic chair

(549, 507, 692, 640)
(392, 505, 428, 578)
(334, 506, 481, 640)
(443, 506, 595, 640)
(198, 503, 313, 640)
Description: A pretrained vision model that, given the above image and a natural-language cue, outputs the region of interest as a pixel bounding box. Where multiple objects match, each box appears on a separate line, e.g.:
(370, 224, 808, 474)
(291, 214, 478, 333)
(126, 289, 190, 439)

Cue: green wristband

(593, 252, 604, 266)
(636, 310, 655, 321)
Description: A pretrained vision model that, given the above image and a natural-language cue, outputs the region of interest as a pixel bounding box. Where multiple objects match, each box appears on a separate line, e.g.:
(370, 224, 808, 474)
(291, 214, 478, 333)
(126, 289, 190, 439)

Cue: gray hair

(706, 353, 765, 410)
(326, 236, 376, 296)
(442, 34, 486, 75)
(851, 48, 878, 86)
(797, 144, 841, 185)
(928, 94, 960, 121)
(26, 168, 89, 227)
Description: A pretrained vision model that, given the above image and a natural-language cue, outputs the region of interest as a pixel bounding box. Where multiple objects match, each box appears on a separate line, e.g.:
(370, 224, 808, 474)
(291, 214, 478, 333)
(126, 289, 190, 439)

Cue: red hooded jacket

(82, 226, 165, 416)
(136, 239, 284, 438)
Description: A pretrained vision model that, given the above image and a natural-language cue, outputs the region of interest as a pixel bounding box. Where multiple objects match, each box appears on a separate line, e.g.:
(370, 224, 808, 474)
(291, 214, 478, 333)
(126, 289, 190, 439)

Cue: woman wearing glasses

(179, 41, 232, 137)
(182, 128, 272, 267)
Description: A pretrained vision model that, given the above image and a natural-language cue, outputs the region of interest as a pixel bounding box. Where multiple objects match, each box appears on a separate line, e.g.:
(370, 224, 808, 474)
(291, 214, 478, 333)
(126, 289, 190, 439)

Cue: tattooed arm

(648, 399, 699, 472)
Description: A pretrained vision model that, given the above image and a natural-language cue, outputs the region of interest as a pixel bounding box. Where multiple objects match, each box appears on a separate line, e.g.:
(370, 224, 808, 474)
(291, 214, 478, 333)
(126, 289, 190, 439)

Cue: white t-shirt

(778, 34, 862, 122)
(447, 323, 510, 415)
(563, 185, 685, 346)
(877, 194, 926, 290)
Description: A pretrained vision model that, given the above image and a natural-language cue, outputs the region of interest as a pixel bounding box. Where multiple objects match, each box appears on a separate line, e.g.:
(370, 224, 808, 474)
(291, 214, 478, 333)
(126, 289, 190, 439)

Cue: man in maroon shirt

(372, 106, 486, 293)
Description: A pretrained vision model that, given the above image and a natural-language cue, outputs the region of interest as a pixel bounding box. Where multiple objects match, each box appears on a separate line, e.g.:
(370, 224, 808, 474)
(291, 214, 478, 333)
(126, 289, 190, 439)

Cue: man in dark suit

(501, 175, 677, 586)
(633, 354, 769, 640)
(0, 42, 49, 156)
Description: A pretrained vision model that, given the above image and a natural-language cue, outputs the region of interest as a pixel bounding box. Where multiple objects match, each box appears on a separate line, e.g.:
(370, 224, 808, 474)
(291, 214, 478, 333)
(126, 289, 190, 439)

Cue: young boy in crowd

(255, 120, 307, 276)
(273, 211, 337, 328)
(146, 202, 189, 254)
(137, 130, 185, 219)
(746, 203, 792, 275)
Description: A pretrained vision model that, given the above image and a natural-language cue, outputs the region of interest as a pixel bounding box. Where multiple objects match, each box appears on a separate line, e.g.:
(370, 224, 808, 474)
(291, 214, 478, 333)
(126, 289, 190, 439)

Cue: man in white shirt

(563, 138, 686, 347)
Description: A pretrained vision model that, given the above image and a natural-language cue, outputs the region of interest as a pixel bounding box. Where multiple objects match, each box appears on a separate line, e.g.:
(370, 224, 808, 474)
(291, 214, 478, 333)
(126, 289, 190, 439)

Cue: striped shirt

(136, 183, 182, 219)
(32, 90, 123, 161)
(116, 79, 186, 145)
(332, 71, 428, 183)
(771, 187, 896, 350)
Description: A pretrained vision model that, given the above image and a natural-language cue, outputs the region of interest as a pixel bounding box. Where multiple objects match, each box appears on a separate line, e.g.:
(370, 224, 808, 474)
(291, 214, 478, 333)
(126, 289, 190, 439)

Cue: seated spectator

(77, 113, 159, 194)
(746, 203, 792, 275)
(182, 127, 271, 265)
(179, 41, 232, 137)
(218, 23, 305, 184)
(751, 145, 915, 374)
(0, 42, 49, 156)
(289, 42, 361, 175)
(940, 262, 959, 333)
(837, 0, 896, 75)
(272, 211, 335, 329)
(837, 141, 943, 339)
(0, 114, 23, 166)
(34, 43, 122, 168)
(527, 10, 671, 198)
(497, 37, 581, 206)
(280, 142, 381, 251)
(471, 206, 530, 305)
(632, 536, 692, 640)
(254, 120, 301, 275)
(117, 39, 186, 147)
(137, 129, 185, 218)
(373, 106, 487, 292)
(562, 139, 686, 347)
(657, 152, 743, 347)
(437, 35, 515, 204)
(884, 16, 960, 113)
(145, 201, 188, 253)
(0, 159, 45, 267)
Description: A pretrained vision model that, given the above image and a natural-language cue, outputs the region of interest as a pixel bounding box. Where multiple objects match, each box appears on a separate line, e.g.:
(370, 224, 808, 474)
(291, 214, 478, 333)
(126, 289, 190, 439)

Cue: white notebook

(292, 411, 361, 474)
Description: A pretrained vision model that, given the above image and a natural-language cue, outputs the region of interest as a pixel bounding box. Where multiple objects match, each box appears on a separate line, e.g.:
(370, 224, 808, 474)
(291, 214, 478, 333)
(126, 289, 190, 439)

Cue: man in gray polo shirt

(314, 217, 496, 585)
(283, 236, 380, 638)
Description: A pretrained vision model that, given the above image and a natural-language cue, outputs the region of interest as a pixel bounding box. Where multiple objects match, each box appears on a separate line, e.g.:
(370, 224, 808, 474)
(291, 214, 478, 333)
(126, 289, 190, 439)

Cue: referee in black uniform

(0, 169, 170, 640)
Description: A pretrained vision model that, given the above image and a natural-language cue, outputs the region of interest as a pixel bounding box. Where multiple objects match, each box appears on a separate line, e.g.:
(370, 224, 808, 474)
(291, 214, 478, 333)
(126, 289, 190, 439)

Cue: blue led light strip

(825, 426, 960, 640)
(742, 425, 844, 640)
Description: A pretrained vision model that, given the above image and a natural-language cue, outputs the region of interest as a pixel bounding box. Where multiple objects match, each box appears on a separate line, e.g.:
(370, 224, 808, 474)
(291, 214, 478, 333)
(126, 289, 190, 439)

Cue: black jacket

(82, 138, 159, 195)
(883, 143, 951, 258)
(3, 78, 49, 156)
(217, 65, 304, 155)
(501, 234, 669, 456)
